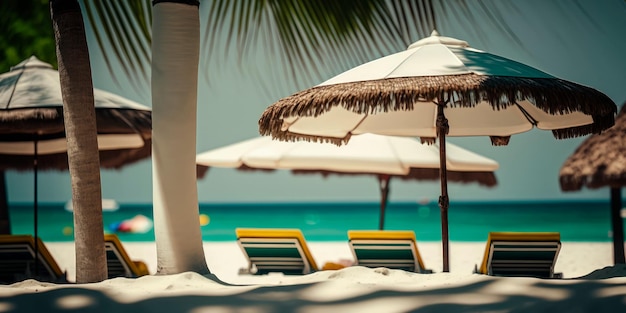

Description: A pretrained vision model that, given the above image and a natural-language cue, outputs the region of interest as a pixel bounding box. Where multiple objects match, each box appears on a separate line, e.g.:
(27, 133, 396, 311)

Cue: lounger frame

(348, 230, 432, 273)
(104, 234, 149, 278)
(236, 228, 318, 275)
(0, 234, 66, 284)
(479, 232, 562, 278)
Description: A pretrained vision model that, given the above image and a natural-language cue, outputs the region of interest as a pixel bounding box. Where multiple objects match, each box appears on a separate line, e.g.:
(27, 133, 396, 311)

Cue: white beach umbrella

(0, 56, 152, 167)
(259, 31, 617, 272)
(0, 56, 152, 251)
(197, 133, 498, 230)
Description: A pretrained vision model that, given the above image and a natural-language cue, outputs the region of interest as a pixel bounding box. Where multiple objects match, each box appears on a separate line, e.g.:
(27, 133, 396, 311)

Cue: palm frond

(82, 0, 537, 100)
(83, 0, 152, 93)
(202, 0, 439, 95)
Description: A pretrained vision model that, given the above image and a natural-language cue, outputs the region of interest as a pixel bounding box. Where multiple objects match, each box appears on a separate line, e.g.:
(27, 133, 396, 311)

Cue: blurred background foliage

(1, 0, 57, 72)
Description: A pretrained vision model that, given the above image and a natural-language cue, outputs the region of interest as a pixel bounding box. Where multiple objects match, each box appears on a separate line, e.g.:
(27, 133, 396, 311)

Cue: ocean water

(7, 200, 625, 242)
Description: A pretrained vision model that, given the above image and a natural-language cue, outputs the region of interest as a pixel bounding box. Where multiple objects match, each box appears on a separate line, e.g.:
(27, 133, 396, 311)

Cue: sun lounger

(348, 230, 432, 273)
(235, 228, 319, 275)
(476, 232, 562, 278)
(104, 234, 150, 278)
(0, 234, 67, 284)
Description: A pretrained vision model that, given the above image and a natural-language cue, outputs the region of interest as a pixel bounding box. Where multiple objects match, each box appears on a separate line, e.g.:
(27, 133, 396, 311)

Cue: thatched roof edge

(559, 103, 626, 191)
(259, 74, 616, 143)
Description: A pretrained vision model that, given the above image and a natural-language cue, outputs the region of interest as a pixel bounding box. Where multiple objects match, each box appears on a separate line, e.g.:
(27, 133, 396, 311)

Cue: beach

(1, 241, 625, 312)
(42, 241, 620, 282)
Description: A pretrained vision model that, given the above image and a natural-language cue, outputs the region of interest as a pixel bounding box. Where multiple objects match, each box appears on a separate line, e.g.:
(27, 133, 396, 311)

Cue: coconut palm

(50, 0, 107, 282)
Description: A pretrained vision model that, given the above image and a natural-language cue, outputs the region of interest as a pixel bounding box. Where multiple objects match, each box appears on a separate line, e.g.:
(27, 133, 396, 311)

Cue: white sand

(42, 241, 618, 282)
(1, 241, 625, 312)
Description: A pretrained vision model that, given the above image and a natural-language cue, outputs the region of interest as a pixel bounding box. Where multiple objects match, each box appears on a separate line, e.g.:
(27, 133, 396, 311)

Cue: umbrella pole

(436, 103, 450, 272)
(378, 175, 391, 230)
(610, 187, 625, 264)
(33, 138, 39, 277)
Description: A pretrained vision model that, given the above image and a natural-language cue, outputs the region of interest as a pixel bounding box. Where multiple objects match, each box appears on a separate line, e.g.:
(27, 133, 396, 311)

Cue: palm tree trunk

(50, 0, 107, 283)
(151, 0, 209, 274)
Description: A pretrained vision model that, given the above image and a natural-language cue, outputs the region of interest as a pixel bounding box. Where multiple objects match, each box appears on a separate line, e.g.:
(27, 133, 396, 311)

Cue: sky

(5, 0, 626, 205)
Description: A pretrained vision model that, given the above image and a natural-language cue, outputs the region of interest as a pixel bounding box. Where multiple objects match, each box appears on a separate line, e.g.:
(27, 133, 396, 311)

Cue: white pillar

(151, 1, 209, 274)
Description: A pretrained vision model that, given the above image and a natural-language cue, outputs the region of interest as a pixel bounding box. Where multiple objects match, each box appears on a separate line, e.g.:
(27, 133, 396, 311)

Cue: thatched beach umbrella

(0, 56, 152, 246)
(259, 31, 617, 272)
(197, 134, 498, 230)
(560, 103, 626, 264)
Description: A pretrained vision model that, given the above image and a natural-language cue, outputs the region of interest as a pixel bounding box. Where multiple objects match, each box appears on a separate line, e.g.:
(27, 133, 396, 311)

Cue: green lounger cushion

(478, 232, 561, 278)
(236, 228, 318, 275)
(348, 230, 431, 273)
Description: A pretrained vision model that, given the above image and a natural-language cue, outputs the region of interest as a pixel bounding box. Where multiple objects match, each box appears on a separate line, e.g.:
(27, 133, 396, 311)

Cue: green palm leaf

(83, 0, 151, 91)
(82, 0, 530, 96)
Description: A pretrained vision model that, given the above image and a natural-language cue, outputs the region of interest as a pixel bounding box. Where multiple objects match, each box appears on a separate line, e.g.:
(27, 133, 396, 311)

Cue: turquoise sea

(7, 200, 625, 242)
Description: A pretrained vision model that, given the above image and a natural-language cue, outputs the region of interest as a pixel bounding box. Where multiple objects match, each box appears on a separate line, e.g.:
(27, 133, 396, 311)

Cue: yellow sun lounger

(348, 230, 432, 273)
(476, 232, 562, 278)
(0, 234, 67, 284)
(104, 234, 150, 278)
(235, 228, 319, 275)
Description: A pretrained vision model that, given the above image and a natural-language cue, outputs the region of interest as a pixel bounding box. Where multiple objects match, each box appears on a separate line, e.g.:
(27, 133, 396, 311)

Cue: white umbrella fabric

(0, 56, 152, 169)
(259, 31, 617, 272)
(0, 56, 152, 257)
(197, 133, 498, 230)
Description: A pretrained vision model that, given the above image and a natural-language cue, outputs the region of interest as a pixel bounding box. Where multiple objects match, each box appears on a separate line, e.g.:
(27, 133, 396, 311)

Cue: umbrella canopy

(197, 134, 498, 230)
(260, 31, 615, 144)
(0, 56, 152, 170)
(560, 103, 626, 264)
(0, 56, 152, 246)
(259, 31, 617, 272)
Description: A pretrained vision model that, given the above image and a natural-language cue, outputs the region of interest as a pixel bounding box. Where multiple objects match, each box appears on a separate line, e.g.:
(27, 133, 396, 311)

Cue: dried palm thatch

(560, 103, 626, 191)
(259, 75, 617, 145)
(196, 164, 272, 180)
(198, 165, 496, 189)
(0, 108, 151, 171)
(560, 102, 626, 265)
(291, 168, 496, 187)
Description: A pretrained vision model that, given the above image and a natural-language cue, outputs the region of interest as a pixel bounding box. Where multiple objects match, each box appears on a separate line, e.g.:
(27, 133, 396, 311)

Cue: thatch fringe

(0, 138, 152, 171)
(259, 74, 616, 142)
(0, 108, 151, 140)
(420, 137, 436, 145)
(559, 102, 626, 191)
(261, 129, 349, 146)
(552, 113, 616, 140)
(401, 168, 497, 187)
(490, 136, 510, 146)
(291, 168, 497, 187)
(0, 107, 152, 170)
(0, 108, 61, 123)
